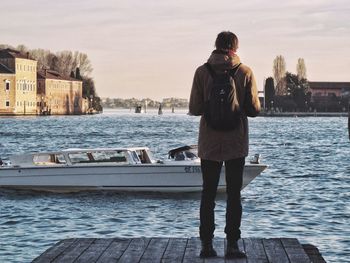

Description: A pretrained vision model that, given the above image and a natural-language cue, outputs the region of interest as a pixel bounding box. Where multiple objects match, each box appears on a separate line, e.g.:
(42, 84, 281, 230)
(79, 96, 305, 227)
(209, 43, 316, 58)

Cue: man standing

(189, 31, 260, 258)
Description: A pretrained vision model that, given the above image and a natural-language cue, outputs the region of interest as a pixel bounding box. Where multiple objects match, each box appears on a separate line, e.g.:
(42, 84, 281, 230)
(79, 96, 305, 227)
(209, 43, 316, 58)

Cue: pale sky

(1, 0, 349, 100)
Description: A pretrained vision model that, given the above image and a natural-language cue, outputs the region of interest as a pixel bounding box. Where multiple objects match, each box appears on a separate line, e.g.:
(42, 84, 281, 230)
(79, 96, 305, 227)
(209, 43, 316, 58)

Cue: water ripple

(0, 111, 349, 262)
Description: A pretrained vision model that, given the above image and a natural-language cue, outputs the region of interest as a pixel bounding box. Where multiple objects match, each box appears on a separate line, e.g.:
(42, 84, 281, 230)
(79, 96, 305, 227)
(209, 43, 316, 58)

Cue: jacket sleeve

(243, 71, 261, 117)
(189, 68, 204, 116)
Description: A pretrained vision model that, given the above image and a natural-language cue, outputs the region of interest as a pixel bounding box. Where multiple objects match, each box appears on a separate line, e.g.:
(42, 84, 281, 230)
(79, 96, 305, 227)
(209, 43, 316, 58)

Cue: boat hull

(0, 164, 267, 193)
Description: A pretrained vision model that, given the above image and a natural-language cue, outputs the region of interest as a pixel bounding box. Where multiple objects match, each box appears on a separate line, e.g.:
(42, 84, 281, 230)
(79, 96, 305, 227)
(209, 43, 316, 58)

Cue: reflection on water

(0, 110, 349, 262)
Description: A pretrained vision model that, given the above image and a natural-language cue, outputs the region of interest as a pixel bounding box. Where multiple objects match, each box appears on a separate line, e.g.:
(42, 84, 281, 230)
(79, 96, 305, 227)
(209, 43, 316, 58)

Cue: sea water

(0, 109, 349, 262)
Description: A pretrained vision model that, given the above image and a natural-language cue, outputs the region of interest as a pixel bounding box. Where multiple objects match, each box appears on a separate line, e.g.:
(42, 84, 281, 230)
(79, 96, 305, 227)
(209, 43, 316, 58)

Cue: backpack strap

(230, 63, 241, 77)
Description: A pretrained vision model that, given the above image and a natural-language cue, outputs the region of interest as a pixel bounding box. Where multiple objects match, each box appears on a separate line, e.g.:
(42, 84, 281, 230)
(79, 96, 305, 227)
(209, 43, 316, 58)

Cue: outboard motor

(0, 158, 3, 166)
(250, 154, 260, 164)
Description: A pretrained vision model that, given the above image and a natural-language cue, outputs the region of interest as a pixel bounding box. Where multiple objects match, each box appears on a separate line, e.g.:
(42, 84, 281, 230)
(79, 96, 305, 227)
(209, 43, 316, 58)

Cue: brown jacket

(189, 51, 260, 161)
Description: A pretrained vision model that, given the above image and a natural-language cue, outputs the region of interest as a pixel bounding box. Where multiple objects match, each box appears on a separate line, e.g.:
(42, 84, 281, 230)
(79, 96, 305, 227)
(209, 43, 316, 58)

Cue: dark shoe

(199, 240, 217, 258)
(226, 240, 246, 258)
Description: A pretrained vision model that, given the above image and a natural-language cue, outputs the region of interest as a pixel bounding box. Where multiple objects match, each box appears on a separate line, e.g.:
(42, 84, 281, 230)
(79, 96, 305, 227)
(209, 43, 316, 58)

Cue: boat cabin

(9, 147, 156, 167)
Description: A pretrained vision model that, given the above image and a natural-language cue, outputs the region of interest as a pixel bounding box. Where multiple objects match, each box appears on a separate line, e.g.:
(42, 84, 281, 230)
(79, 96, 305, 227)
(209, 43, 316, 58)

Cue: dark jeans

(199, 158, 245, 242)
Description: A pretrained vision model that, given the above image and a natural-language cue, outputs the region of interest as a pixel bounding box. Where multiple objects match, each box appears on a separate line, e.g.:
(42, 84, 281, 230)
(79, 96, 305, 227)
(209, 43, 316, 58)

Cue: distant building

(37, 69, 84, 115)
(309, 81, 350, 99)
(0, 48, 37, 115)
(309, 81, 350, 111)
(162, 98, 188, 108)
(0, 63, 16, 114)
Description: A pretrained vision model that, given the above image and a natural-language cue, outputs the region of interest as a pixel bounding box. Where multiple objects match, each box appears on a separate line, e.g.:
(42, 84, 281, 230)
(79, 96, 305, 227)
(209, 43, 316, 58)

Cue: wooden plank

(51, 238, 95, 263)
(225, 239, 247, 263)
(162, 238, 188, 263)
(302, 244, 326, 263)
(118, 238, 151, 263)
(96, 238, 131, 263)
(182, 237, 203, 263)
(32, 237, 322, 263)
(281, 238, 311, 263)
(139, 238, 169, 262)
(243, 238, 268, 263)
(74, 238, 114, 263)
(32, 238, 76, 263)
(262, 238, 290, 263)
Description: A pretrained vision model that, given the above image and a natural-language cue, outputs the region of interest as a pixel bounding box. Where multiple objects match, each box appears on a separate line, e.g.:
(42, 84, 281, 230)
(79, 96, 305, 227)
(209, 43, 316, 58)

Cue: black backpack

(203, 62, 241, 131)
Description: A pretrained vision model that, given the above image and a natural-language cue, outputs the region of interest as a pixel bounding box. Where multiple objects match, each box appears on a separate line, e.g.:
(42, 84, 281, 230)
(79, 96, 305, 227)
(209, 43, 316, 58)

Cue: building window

(5, 81, 10, 91)
(5, 101, 10, 107)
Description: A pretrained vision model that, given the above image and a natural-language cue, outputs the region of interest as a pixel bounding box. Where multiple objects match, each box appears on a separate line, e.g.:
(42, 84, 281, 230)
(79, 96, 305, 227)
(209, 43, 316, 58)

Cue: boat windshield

(33, 154, 66, 165)
(133, 149, 153, 163)
(91, 151, 128, 163)
(68, 150, 128, 164)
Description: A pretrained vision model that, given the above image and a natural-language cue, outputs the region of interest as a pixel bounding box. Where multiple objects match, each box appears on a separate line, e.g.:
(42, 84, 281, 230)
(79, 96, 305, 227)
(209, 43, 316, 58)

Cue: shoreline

(259, 111, 348, 117)
(1, 108, 349, 117)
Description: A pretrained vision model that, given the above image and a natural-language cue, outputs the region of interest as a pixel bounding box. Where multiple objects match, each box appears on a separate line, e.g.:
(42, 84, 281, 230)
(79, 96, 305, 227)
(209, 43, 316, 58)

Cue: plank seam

(261, 238, 272, 263)
(72, 238, 96, 263)
(280, 239, 291, 263)
(181, 238, 190, 263)
(49, 238, 78, 263)
(138, 238, 151, 263)
(159, 238, 171, 261)
(241, 238, 248, 263)
(118, 237, 134, 261)
(90, 238, 114, 263)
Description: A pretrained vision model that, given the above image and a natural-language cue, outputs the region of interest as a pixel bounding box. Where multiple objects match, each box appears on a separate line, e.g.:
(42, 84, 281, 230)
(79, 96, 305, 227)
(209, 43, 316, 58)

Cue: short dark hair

(215, 31, 238, 51)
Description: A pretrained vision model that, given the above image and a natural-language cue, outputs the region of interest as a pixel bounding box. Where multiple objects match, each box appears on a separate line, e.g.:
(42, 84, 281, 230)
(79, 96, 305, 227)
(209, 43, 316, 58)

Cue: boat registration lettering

(184, 166, 201, 173)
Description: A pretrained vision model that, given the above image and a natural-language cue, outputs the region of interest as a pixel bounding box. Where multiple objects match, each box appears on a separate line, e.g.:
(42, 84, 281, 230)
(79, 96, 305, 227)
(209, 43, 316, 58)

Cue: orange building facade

(0, 49, 37, 115)
(37, 70, 84, 115)
(0, 48, 87, 115)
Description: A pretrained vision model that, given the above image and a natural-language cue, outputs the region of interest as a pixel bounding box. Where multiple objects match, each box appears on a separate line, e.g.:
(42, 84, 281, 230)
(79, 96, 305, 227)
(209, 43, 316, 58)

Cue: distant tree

(82, 77, 95, 98)
(16, 44, 28, 53)
(0, 44, 13, 49)
(296, 58, 307, 80)
(285, 72, 310, 111)
(73, 52, 93, 76)
(47, 53, 59, 71)
(70, 71, 75, 78)
(55, 51, 74, 76)
(30, 49, 53, 70)
(273, 55, 287, 95)
(92, 96, 103, 112)
(104, 98, 112, 107)
(264, 77, 275, 109)
(29, 48, 93, 77)
(75, 67, 82, 80)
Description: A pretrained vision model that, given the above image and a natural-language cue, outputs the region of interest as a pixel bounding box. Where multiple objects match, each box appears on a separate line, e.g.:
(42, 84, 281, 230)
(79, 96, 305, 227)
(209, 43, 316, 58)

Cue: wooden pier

(32, 237, 326, 263)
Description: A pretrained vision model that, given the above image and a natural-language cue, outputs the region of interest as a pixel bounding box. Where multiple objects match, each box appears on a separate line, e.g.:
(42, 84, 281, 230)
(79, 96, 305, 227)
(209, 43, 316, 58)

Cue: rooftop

(309, 81, 350, 89)
(0, 48, 35, 60)
(37, 69, 82, 82)
(0, 63, 14, 74)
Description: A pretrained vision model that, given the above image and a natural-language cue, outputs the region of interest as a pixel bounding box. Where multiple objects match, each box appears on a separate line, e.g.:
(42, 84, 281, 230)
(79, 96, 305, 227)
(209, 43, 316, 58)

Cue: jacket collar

(207, 50, 241, 71)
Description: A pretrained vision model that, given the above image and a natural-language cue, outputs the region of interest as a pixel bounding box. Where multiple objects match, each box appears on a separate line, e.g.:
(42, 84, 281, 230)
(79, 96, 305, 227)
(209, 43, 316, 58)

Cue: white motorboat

(0, 146, 267, 193)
